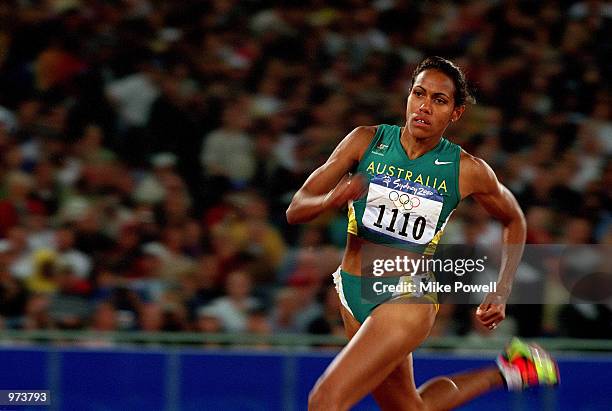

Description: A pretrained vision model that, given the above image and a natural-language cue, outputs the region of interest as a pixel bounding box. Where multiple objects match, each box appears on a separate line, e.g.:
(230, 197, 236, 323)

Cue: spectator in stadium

(201, 270, 260, 333)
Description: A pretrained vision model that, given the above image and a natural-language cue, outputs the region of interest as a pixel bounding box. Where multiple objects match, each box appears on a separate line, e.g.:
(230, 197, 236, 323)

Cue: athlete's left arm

(459, 151, 527, 330)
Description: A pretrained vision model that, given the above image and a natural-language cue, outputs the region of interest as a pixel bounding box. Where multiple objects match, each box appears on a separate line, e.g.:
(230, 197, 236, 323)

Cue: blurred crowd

(0, 0, 610, 344)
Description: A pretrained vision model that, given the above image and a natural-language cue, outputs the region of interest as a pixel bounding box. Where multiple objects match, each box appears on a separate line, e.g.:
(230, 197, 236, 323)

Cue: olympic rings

(389, 191, 421, 211)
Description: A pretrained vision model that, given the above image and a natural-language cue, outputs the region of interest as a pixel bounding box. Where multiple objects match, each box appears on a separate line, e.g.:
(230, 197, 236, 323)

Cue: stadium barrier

(0, 333, 610, 410)
(2, 330, 612, 351)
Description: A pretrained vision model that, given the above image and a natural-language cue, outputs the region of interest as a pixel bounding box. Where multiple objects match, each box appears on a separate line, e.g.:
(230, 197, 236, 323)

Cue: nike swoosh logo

(434, 159, 453, 165)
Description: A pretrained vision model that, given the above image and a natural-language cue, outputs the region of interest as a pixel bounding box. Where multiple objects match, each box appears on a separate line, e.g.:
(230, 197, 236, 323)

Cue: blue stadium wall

(0, 346, 610, 410)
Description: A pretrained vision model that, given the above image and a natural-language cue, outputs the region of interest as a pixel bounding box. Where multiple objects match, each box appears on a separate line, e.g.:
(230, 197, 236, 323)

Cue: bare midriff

(341, 233, 428, 276)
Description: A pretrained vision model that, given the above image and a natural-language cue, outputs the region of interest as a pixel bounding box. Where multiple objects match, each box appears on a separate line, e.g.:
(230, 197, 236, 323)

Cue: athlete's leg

(371, 335, 553, 411)
(413, 337, 561, 409)
(335, 302, 499, 411)
(335, 299, 500, 411)
(369, 337, 503, 411)
(338, 305, 424, 411)
(415, 338, 559, 409)
(370, 354, 504, 411)
(416, 368, 503, 410)
(338, 300, 504, 411)
(372, 354, 424, 411)
(308, 302, 436, 411)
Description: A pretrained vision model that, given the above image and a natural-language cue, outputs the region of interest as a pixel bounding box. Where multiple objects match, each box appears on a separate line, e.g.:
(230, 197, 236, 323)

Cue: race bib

(362, 174, 444, 245)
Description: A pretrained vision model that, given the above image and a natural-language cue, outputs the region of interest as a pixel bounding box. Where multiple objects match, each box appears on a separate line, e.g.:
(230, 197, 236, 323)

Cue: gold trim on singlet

(423, 209, 455, 255)
(347, 200, 358, 235)
(423, 228, 444, 256)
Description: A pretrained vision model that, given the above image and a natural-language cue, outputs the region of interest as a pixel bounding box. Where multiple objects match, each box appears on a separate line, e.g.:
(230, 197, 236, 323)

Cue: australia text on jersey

(366, 161, 449, 193)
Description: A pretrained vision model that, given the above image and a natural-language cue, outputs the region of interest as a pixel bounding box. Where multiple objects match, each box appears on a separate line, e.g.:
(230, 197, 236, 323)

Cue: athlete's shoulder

(460, 149, 493, 173)
(459, 149, 498, 197)
(350, 125, 378, 141)
(342, 125, 378, 160)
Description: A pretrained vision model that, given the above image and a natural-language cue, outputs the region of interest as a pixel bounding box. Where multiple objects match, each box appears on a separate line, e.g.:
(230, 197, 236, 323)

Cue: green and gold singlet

(348, 124, 462, 255)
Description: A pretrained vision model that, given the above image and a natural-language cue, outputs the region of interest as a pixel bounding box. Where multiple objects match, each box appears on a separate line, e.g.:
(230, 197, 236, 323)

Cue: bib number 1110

(372, 204, 426, 240)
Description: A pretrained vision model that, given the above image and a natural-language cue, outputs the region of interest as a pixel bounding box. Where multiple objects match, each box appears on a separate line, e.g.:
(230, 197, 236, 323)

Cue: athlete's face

(406, 69, 465, 139)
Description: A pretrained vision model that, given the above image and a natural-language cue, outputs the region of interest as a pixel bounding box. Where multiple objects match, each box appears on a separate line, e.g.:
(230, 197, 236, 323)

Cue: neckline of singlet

(395, 126, 446, 164)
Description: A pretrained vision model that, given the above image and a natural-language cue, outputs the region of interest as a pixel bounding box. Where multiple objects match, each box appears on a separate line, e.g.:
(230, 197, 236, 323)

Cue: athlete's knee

(418, 376, 459, 410)
(308, 379, 342, 411)
(418, 376, 458, 395)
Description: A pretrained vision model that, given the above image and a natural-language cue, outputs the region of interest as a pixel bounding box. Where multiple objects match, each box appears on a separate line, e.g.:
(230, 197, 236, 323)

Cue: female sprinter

(286, 57, 559, 411)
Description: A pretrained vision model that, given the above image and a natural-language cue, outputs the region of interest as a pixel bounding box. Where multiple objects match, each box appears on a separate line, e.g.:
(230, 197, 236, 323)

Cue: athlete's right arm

(286, 126, 375, 224)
